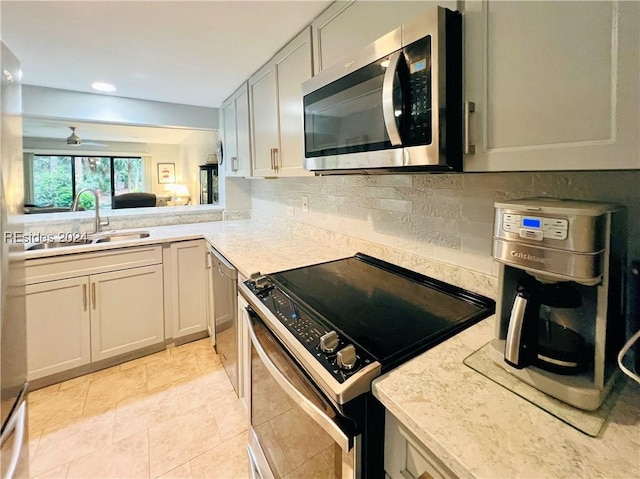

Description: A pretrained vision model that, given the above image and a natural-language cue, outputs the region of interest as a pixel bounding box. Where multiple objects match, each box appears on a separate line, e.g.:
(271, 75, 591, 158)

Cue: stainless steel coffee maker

(491, 198, 626, 410)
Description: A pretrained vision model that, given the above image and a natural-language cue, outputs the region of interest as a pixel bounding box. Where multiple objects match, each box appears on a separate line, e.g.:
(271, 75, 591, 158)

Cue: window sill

(24, 204, 224, 225)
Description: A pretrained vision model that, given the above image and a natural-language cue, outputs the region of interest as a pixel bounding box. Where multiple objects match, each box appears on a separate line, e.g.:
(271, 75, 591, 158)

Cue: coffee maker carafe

(492, 198, 626, 411)
(506, 278, 591, 374)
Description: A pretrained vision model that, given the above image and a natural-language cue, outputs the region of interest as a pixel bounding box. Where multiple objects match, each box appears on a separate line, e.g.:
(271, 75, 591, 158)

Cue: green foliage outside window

(31, 155, 144, 210)
(114, 158, 143, 193)
(32, 156, 73, 208)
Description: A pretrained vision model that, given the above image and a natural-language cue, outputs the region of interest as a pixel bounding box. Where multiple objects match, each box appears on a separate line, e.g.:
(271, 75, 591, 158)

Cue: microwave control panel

(404, 36, 432, 145)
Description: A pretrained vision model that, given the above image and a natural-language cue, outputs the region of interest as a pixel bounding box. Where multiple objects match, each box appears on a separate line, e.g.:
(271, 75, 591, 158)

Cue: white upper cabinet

(311, 1, 456, 73)
(250, 27, 314, 177)
(220, 96, 236, 174)
(274, 29, 314, 177)
(235, 86, 252, 176)
(226, 0, 638, 176)
(249, 62, 278, 177)
(221, 83, 252, 177)
(463, 1, 640, 171)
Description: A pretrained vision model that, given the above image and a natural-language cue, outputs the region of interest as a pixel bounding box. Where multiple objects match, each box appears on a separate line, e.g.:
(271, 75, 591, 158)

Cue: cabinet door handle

(82, 284, 87, 311)
(273, 148, 279, 171)
(269, 148, 275, 169)
(231, 156, 238, 172)
(464, 101, 476, 155)
(91, 283, 96, 309)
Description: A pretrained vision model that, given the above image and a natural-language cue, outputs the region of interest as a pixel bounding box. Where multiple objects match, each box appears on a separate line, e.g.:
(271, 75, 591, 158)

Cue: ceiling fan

(66, 126, 81, 145)
(66, 126, 107, 147)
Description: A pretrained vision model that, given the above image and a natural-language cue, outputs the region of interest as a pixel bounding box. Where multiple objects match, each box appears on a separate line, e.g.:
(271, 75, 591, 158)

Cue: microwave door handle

(245, 312, 351, 451)
(382, 51, 403, 146)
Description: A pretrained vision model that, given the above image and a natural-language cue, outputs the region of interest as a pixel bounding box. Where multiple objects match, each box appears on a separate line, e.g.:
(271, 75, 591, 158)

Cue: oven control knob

(254, 275, 271, 290)
(319, 331, 340, 354)
(336, 344, 358, 371)
(249, 272, 262, 281)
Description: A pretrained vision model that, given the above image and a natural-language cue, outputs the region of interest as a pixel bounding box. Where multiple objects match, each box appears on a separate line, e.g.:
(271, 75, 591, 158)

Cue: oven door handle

(0, 397, 26, 479)
(246, 312, 352, 452)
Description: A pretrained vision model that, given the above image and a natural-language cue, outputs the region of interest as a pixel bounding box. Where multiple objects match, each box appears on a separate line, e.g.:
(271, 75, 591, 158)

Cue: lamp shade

(174, 184, 190, 197)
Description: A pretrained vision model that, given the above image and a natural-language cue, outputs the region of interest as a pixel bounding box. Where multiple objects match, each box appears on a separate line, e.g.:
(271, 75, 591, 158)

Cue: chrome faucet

(71, 188, 109, 233)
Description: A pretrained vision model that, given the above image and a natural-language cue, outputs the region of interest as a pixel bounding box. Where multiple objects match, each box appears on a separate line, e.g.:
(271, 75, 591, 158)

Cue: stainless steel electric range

(239, 253, 495, 479)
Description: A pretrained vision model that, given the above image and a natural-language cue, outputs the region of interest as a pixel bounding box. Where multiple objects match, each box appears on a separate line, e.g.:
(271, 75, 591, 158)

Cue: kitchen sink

(26, 239, 94, 250)
(93, 231, 150, 242)
(26, 231, 151, 250)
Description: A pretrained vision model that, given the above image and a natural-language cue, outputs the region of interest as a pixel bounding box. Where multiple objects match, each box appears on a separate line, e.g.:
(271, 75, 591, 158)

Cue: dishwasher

(209, 246, 238, 395)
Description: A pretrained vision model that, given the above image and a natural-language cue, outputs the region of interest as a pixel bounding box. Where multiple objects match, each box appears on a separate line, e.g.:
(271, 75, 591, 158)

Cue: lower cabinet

(26, 277, 92, 379)
(165, 240, 209, 340)
(26, 246, 165, 382)
(25, 240, 214, 383)
(26, 264, 164, 380)
(90, 265, 164, 361)
(385, 411, 456, 479)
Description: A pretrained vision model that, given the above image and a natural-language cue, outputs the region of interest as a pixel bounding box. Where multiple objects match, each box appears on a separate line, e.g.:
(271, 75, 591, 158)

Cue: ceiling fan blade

(63, 127, 107, 147)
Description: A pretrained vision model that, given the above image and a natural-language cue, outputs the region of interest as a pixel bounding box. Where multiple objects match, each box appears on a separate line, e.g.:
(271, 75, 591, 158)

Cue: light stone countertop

(24, 219, 640, 478)
(372, 316, 640, 479)
(24, 219, 353, 278)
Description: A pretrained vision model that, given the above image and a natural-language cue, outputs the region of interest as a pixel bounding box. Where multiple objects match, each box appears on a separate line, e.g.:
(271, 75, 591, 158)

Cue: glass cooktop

(270, 253, 496, 371)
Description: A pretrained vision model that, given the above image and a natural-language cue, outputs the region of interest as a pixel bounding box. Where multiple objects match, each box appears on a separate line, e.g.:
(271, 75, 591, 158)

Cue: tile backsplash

(251, 170, 640, 277)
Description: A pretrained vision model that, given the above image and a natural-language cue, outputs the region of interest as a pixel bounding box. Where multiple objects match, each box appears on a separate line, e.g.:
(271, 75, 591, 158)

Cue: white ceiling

(4, 1, 332, 145)
(2, 0, 332, 109)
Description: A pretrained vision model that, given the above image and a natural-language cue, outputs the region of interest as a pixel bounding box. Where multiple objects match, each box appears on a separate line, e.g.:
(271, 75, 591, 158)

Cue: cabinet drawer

(26, 245, 163, 284)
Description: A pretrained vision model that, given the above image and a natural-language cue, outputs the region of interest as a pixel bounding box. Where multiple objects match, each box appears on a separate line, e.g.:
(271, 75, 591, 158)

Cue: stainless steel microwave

(302, 6, 463, 174)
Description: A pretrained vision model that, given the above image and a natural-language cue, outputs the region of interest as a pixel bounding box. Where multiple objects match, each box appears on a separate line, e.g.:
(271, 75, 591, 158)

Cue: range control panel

(245, 278, 374, 384)
(502, 213, 568, 241)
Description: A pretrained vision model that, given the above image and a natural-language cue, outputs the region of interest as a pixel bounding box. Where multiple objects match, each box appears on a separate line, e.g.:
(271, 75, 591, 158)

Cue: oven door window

(250, 315, 349, 478)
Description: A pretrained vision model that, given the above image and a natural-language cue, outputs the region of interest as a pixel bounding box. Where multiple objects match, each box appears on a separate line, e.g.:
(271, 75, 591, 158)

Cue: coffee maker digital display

(491, 198, 626, 411)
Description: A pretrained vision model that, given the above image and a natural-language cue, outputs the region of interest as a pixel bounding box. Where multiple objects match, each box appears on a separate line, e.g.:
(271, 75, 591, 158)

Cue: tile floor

(26, 339, 250, 479)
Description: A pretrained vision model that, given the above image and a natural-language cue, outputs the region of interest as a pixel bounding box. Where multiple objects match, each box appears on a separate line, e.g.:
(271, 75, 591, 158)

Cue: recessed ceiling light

(92, 82, 116, 92)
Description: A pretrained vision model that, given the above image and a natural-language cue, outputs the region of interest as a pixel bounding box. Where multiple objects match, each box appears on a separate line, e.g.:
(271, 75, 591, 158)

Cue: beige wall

(145, 134, 218, 202)
(250, 170, 640, 276)
(179, 131, 217, 204)
(147, 144, 181, 198)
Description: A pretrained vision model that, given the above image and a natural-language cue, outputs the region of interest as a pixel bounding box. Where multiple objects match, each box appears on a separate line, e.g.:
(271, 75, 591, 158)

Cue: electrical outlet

(302, 196, 309, 213)
(286, 206, 295, 217)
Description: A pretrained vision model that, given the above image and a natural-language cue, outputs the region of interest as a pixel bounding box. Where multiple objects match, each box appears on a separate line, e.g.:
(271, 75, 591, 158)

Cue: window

(31, 155, 73, 208)
(30, 155, 144, 209)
